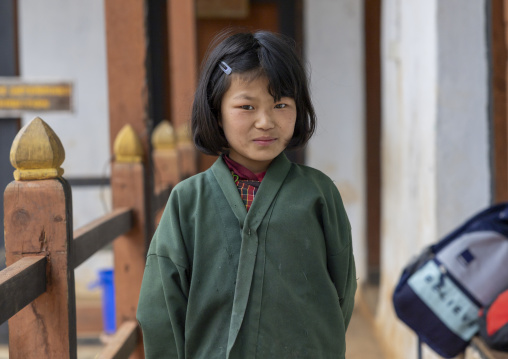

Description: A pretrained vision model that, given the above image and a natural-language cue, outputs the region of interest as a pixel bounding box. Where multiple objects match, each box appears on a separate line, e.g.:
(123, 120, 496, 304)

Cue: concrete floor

(0, 344, 105, 359)
(78, 308, 386, 359)
(0, 288, 386, 358)
(347, 307, 386, 359)
(0, 308, 385, 358)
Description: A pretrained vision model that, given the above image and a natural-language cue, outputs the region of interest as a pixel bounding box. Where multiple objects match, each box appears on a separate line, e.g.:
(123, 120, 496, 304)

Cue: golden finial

(113, 124, 144, 163)
(10, 117, 65, 181)
(176, 122, 193, 145)
(151, 120, 176, 150)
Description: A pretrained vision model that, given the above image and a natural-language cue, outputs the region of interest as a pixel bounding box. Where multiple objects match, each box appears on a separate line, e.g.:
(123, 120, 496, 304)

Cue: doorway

(196, 0, 303, 172)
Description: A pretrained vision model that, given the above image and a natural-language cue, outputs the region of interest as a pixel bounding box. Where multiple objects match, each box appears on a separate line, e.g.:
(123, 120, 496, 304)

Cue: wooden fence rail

(1, 117, 188, 358)
(98, 321, 139, 359)
(0, 256, 46, 324)
(73, 207, 133, 269)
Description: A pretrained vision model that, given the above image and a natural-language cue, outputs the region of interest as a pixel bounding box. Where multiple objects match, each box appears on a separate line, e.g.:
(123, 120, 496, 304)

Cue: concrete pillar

(377, 1, 490, 358)
(304, 0, 367, 285)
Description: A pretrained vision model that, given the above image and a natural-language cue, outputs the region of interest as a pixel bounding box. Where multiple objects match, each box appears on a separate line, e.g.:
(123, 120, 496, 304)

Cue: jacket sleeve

(328, 243, 356, 330)
(323, 185, 357, 331)
(137, 192, 190, 358)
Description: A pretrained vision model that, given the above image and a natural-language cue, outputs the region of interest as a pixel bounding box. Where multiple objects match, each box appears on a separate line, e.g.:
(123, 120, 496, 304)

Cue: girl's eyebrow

(232, 94, 256, 101)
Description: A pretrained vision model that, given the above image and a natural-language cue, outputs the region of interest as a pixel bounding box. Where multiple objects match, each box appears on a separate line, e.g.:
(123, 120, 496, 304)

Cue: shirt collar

(222, 154, 266, 182)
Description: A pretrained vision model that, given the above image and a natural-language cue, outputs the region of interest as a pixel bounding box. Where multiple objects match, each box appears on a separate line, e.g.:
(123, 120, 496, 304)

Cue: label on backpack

(408, 260, 480, 340)
(436, 230, 508, 306)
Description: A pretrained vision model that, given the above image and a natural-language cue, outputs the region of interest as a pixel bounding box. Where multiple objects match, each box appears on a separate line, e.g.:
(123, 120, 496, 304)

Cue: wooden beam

(104, 0, 152, 158)
(364, 0, 382, 283)
(196, 0, 249, 19)
(492, 0, 508, 202)
(168, 0, 197, 128)
(104, 0, 155, 274)
(73, 208, 133, 269)
(96, 320, 139, 359)
(0, 256, 46, 324)
(494, 0, 507, 200)
(168, 0, 199, 181)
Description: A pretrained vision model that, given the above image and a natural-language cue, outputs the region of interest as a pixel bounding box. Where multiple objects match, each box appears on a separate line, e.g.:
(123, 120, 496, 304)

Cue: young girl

(137, 31, 356, 359)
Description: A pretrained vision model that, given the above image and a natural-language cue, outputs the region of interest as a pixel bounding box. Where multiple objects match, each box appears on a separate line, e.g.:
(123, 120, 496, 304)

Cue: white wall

(18, 0, 113, 294)
(435, 0, 490, 237)
(377, 1, 439, 356)
(304, 0, 367, 283)
(18, 0, 110, 180)
(377, 1, 490, 358)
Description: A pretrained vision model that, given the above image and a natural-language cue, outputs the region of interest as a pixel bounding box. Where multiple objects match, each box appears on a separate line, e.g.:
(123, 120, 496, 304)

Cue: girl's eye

(275, 103, 287, 109)
(241, 105, 254, 110)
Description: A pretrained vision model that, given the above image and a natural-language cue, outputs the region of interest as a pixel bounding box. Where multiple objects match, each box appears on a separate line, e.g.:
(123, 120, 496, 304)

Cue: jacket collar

(211, 152, 292, 228)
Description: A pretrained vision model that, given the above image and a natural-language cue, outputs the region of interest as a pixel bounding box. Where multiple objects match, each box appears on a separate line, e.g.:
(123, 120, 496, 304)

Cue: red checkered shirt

(223, 155, 265, 212)
(233, 177, 260, 212)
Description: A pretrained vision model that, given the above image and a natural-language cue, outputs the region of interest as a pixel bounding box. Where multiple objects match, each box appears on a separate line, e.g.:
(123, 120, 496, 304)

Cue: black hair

(192, 30, 317, 155)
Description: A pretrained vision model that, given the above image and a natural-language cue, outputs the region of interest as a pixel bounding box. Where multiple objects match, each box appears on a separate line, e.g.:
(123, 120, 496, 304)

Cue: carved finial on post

(151, 120, 176, 150)
(113, 124, 144, 163)
(9, 117, 65, 181)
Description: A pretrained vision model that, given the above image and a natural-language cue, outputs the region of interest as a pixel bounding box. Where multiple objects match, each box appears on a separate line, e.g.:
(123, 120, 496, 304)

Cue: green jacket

(137, 153, 356, 359)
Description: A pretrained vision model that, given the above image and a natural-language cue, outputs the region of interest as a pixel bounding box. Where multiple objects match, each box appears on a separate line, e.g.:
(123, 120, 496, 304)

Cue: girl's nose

(255, 111, 275, 130)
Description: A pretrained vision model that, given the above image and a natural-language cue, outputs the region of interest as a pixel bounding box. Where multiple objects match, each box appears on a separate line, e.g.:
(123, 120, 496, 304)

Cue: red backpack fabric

(479, 288, 508, 351)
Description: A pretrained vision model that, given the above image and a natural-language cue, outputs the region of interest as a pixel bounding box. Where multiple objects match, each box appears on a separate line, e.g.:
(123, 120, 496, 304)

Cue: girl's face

(220, 74, 296, 173)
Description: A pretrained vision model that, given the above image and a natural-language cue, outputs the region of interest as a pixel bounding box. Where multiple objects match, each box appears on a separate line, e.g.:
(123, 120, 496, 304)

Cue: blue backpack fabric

(393, 203, 508, 358)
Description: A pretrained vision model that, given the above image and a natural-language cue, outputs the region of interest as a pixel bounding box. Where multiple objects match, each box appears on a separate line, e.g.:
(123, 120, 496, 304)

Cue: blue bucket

(91, 269, 116, 334)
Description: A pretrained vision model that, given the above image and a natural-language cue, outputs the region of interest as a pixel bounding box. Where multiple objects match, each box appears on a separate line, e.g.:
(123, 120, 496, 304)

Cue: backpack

(392, 203, 508, 358)
(479, 287, 508, 351)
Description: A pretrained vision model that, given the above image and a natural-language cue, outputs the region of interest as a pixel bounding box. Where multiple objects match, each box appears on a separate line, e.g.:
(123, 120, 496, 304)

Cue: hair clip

(219, 61, 232, 75)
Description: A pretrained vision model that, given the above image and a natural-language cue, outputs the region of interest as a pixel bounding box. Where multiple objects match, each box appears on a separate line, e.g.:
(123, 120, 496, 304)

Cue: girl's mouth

(253, 137, 277, 146)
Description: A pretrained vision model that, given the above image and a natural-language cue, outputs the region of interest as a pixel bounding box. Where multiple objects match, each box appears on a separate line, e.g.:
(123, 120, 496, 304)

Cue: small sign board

(0, 78, 73, 117)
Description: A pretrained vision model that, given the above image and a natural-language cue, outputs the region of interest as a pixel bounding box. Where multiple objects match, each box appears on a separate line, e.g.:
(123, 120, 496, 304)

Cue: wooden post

(104, 0, 152, 158)
(151, 120, 179, 225)
(111, 124, 146, 358)
(176, 122, 197, 180)
(152, 120, 179, 191)
(364, 0, 382, 284)
(4, 117, 76, 358)
(168, 0, 198, 178)
(104, 0, 155, 259)
(491, 0, 508, 202)
(168, 0, 197, 129)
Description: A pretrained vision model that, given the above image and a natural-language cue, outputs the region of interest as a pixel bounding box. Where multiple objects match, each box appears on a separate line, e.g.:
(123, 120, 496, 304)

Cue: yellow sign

(0, 79, 73, 116)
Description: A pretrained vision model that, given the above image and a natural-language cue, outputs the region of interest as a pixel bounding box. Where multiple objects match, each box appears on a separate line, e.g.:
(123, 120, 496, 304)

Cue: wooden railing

(0, 256, 47, 325)
(0, 117, 195, 358)
(73, 208, 133, 269)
